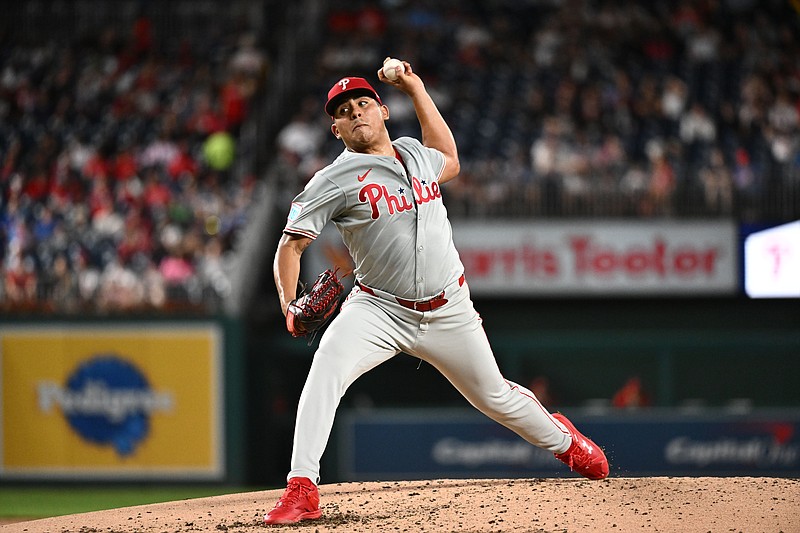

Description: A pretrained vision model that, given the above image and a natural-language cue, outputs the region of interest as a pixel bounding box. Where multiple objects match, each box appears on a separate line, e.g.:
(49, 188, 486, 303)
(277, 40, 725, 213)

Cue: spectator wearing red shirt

(167, 140, 198, 180)
(220, 74, 248, 133)
(187, 91, 226, 136)
(141, 169, 172, 212)
(4, 255, 38, 305)
(22, 169, 50, 203)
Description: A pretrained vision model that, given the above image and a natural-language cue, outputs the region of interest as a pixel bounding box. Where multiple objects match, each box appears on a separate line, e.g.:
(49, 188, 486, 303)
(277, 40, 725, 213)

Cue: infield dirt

(3, 477, 798, 532)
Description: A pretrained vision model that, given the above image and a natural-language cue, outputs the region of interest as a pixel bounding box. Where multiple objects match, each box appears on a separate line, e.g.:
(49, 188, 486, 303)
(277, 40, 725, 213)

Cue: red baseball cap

(325, 77, 383, 116)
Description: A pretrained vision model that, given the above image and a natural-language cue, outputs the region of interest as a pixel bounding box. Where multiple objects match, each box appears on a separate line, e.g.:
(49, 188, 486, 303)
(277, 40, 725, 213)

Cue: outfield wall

(1, 298, 797, 484)
(336, 408, 800, 480)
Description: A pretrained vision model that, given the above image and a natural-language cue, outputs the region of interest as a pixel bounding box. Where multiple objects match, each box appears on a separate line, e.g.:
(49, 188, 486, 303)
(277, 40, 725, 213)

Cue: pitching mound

(5, 477, 799, 532)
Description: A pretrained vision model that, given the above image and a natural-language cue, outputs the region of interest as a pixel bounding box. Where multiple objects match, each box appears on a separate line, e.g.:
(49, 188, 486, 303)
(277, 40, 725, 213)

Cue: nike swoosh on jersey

(357, 168, 373, 182)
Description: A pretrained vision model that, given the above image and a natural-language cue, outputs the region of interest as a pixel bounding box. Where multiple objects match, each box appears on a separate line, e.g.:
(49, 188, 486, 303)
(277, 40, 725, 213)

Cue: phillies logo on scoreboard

(358, 176, 441, 219)
(36, 355, 174, 456)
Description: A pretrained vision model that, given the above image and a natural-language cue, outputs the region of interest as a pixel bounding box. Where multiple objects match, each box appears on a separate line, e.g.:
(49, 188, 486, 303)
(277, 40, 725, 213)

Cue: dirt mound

(5, 477, 799, 532)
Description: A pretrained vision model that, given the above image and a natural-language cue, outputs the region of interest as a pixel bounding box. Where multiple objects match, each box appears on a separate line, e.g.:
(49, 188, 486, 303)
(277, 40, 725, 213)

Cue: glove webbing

(302, 267, 351, 346)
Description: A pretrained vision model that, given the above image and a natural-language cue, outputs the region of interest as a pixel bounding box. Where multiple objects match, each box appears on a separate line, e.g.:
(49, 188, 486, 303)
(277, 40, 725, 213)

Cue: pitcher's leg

(287, 297, 401, 483)
(417, 301, 570, 453)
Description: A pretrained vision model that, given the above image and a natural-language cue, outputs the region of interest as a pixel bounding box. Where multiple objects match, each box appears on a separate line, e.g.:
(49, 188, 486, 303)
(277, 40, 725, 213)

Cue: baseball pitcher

(266, 58, 609, 525)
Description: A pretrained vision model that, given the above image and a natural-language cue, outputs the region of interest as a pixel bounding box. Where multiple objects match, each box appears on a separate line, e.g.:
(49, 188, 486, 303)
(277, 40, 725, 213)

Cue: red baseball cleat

(264, 477, 322, 524)
(553, 413, 610, 480)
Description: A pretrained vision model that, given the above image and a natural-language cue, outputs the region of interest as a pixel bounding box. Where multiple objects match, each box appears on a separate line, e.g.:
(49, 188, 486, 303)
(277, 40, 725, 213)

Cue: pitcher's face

(330, 96, 390, 151)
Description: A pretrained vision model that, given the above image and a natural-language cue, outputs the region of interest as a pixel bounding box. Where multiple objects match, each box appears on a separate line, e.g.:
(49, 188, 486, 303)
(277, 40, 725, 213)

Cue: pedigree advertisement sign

(0, 324, 224, 480)
(452, 221, 737, 295)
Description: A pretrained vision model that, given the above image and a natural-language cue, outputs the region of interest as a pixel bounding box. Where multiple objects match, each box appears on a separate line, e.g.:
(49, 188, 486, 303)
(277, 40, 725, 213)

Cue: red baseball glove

(286, 268, 345, 338)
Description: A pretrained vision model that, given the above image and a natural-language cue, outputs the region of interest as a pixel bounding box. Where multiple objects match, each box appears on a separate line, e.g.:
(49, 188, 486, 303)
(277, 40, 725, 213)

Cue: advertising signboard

(305, 220, 738, 296)
(339, 409, 800, 479)
(0, 324, 224, 480)
(744, 220, 800, 298)
(451, 220, 738, 296)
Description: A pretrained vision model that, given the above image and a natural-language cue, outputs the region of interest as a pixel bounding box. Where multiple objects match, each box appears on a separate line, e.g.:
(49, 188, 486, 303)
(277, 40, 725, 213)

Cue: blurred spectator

(230, 33, 269, 81)
(276, 97, 327, 177)
(46, 253, 80, 313)
(97, 254, 144, 312)
(186, 89, 226, 136)
(4, 255, 38, 306)
(679, 102, 717, 148)
(531, 117, 569, 215)
(167, 140, 198, 181)
(612, 376, 651, 409)
(160, 254, 195, 302)
(661, 76, 689, 125)
(138, 255, 167, 309)
(699, 148, 734, 215)
(197, 236, 232, 309)
(117, 210, 153, 264)
(75, 250, 101, 306)
(528, 376, 558, 408)
(619, 163, 650, 215)
(766, 88, 800, 165)
(141, 169, 172, 214)
(645, 139, 676, 216)
(731, 146, 764, 220)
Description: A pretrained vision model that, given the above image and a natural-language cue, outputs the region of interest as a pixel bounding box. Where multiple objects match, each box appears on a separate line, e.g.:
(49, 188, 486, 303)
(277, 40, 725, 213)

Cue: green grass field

(0, 486, 263, 520)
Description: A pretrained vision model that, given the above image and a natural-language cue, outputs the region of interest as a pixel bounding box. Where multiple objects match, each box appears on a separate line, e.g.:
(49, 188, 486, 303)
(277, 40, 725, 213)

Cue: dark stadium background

(1, 0, 798, 486)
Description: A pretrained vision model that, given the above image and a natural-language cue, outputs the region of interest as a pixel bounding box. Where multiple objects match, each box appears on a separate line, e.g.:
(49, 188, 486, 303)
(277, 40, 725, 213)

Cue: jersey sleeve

(395, 137, 446, 182)
(283, 173, 345, 239)
(423, 144, 446, 182)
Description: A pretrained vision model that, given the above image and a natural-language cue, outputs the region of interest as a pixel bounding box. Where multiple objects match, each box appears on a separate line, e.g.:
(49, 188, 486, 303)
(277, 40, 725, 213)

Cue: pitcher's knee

(307, 354, 347, 391)
(471, 390, 522, 418)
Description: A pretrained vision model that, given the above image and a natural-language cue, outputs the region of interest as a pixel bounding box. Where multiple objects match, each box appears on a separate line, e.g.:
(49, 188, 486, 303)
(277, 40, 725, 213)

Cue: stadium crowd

(2, 0, 799, 314)
(1, 6, 267, 313)
(274, 0, 800, 220)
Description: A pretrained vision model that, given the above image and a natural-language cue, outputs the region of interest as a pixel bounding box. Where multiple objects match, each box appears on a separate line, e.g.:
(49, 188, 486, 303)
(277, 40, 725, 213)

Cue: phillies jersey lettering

(284, 136, 464, 299)
(358, 177, 441, 219)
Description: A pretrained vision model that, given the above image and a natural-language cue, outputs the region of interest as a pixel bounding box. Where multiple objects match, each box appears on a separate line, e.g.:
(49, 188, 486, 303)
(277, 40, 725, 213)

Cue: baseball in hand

(382, 58, 405, 81)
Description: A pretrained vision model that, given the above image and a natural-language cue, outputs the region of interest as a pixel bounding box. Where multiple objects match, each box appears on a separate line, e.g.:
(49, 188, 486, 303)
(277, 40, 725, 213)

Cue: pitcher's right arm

(274, 233, 313, 316)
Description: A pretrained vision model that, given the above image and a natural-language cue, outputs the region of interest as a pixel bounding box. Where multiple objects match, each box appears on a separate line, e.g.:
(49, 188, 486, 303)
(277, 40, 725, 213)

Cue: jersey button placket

(417, 221, 427, 297)
(415, 230, 426, 297)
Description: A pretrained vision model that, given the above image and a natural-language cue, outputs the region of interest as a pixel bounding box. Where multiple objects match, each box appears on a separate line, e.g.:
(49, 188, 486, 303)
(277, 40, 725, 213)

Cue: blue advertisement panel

(338, 409, 800, 480)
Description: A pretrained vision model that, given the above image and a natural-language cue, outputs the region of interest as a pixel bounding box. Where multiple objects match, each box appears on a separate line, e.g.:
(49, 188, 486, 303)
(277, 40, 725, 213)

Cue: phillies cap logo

(326, 76, 381, 116)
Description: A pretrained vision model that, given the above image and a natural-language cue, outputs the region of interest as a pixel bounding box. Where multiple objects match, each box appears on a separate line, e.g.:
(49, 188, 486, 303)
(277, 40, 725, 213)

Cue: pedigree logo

(37, 355, 174, 456)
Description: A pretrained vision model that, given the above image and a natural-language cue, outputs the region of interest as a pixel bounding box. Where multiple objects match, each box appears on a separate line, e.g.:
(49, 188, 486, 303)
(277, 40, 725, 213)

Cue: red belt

(357, 274, 465, 312)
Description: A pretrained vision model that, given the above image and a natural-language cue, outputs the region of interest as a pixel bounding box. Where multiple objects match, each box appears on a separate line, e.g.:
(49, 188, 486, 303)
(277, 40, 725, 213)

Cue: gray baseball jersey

(284, 136, 464, 299)
(281, 136, 574, 488)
